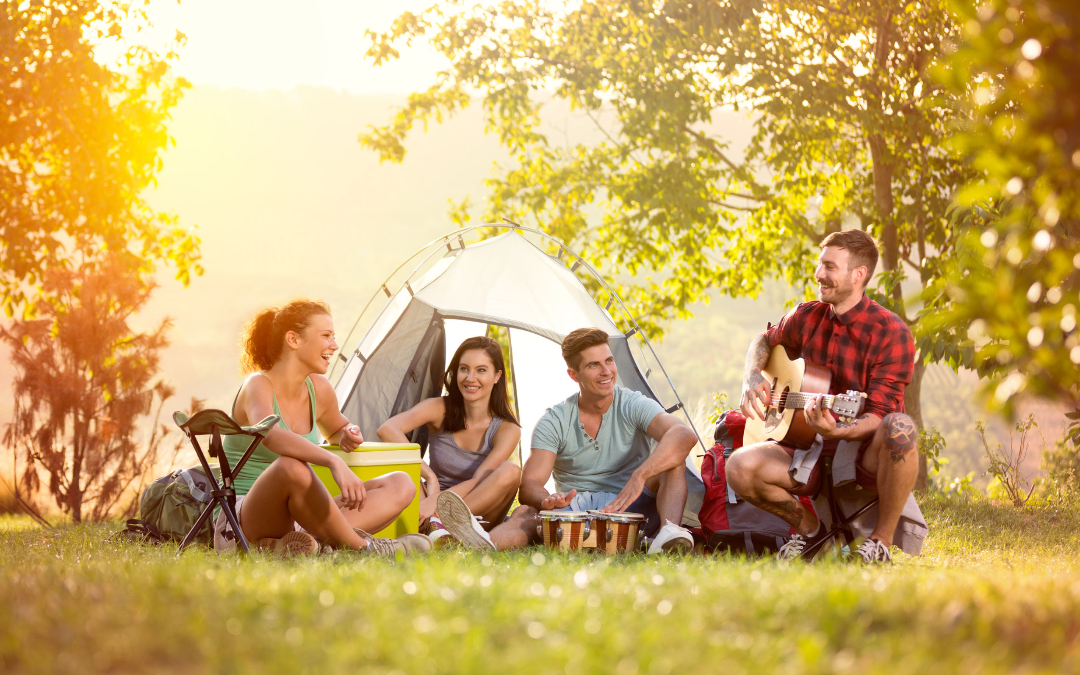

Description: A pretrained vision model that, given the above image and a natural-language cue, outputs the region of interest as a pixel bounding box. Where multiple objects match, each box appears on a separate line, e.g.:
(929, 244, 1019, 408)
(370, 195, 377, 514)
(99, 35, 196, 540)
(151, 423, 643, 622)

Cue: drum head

(539, 510, 590, 520)
(604, 511, 645, 523)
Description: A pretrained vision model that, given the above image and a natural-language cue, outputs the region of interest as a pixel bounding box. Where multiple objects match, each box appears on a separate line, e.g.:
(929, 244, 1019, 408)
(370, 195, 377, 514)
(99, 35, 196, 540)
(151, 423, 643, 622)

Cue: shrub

(977, 416, 1039, 507)
(1038, 423, 1080, 505)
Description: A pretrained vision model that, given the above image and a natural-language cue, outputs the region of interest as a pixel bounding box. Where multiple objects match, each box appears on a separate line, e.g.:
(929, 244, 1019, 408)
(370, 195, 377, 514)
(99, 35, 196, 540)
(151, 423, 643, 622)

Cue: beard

(819, 278, 856, 306)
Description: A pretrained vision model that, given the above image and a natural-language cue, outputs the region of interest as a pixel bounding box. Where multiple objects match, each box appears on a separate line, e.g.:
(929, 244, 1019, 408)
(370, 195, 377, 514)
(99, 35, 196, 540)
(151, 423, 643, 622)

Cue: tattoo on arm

(744, 335, 771, 386)
(884, 413, 918, 464)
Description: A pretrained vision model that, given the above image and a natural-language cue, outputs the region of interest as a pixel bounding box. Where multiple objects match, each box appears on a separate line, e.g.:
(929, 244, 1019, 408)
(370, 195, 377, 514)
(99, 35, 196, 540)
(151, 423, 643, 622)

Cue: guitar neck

(780, 391, 835, 411)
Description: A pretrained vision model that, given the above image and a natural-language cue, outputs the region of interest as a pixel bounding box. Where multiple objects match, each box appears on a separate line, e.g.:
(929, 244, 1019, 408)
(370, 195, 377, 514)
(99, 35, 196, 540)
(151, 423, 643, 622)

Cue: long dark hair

(240, 300, 331, 372)
(441, 335, 519, 433)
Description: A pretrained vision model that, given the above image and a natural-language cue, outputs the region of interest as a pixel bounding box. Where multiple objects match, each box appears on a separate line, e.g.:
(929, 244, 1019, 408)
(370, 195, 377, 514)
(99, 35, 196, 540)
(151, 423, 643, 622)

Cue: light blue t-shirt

(531, 385, 665, 494)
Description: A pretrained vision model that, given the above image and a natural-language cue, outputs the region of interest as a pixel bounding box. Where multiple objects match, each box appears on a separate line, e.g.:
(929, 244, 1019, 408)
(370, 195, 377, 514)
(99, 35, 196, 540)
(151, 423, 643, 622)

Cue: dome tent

(331, 226, 706, 523)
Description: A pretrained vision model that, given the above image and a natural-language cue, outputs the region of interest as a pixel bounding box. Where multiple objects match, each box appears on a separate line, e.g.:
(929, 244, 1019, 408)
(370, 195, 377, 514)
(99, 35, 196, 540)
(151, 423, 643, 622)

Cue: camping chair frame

(172, 409, 280, 557)
(800, 455, 879, 561)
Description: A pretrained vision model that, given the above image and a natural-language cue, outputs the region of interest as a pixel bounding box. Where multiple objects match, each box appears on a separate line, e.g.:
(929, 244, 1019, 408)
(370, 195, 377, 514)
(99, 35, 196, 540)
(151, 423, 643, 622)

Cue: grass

(2, 495, 1079, 675)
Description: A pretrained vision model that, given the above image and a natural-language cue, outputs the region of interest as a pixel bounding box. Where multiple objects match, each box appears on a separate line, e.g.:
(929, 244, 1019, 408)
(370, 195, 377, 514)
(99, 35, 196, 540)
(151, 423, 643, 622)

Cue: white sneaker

(777, 522, 831, 561)
(647, 520, 694, 555)
(436, 491, 495, 550)
(776, 533, 810, 560)
(854, 538, 892, 564)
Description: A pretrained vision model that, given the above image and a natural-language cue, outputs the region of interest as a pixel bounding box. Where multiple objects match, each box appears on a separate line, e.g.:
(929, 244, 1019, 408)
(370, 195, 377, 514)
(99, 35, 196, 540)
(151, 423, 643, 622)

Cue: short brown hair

(821, 230, 879, 285)
(561, 328, 610, 370)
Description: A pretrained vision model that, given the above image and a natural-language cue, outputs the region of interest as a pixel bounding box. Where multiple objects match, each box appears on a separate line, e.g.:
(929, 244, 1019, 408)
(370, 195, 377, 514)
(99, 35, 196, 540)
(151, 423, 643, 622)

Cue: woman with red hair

(214, 300, 430, 557)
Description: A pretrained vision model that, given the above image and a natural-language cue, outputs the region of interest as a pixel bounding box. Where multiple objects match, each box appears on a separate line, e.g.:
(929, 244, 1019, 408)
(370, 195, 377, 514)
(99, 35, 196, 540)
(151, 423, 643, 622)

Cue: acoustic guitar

(743, 345, 868, 448)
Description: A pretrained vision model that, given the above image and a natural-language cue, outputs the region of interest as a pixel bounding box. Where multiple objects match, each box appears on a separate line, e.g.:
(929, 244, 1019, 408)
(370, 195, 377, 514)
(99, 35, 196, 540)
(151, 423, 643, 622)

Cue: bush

(977, 416, 1039, 507)
(1039, 430, 1080, 505)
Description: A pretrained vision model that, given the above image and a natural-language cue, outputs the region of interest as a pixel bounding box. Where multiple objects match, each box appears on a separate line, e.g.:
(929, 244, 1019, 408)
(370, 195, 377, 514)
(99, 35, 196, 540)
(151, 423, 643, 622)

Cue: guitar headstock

(832, 390, 868, 423)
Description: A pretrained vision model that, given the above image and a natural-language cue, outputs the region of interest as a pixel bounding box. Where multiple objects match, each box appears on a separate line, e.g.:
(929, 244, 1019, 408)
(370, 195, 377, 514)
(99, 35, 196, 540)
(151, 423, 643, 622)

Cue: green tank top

(221, 373, 320, 497)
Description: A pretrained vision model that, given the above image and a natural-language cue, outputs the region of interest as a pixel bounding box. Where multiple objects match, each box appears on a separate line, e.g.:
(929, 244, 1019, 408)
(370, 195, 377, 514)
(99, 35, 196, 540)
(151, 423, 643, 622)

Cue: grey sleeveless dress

(428, 417, 504, 491)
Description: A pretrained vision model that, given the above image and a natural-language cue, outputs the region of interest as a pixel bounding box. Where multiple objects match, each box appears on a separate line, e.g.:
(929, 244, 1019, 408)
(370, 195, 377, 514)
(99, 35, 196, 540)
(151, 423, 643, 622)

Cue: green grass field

(2, 495, 1078, 675)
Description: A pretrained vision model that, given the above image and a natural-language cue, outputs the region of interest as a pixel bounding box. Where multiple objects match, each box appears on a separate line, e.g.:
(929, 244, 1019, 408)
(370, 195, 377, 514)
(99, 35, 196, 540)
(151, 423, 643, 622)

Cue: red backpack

(698, 410, 815, 555)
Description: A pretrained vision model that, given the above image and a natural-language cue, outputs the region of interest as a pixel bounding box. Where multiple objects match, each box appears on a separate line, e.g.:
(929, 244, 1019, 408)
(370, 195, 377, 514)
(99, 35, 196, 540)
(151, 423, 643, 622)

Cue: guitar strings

(769, 392, 835, 409)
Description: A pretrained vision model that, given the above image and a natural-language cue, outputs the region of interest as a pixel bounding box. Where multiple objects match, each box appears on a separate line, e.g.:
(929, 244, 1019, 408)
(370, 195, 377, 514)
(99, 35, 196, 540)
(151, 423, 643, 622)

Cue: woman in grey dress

(377, 336, 522, 541)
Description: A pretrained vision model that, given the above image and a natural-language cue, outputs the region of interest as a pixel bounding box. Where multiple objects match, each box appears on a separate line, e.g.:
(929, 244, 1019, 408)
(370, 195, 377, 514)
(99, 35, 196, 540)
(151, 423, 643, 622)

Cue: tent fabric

(412, 233, 621, 341)
(339, 299, 439, 437)
(334, 231, 705, 522)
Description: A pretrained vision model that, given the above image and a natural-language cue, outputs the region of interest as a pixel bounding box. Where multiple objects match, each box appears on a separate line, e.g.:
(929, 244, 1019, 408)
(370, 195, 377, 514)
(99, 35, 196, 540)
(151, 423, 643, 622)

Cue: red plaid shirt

(764, 294, 914, 428)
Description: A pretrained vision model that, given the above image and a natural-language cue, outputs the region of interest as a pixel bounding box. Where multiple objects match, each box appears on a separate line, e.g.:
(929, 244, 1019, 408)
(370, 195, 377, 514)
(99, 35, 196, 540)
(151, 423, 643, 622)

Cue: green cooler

(313, 443, 422, 538)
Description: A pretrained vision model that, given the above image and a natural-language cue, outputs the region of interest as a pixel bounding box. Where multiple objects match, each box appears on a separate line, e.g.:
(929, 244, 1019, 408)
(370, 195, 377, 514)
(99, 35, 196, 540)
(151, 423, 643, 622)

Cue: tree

(930, 0, 1079, 416)
(362, 0, 973, 486)
(1, 0, 202, 317)
(1, 0, 204, 519)
(1, 255, 179, 522)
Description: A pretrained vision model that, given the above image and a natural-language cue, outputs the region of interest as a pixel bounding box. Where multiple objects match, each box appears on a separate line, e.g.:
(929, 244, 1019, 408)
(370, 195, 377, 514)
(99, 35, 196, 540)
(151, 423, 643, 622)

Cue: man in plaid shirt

(726, 230, 919, 563)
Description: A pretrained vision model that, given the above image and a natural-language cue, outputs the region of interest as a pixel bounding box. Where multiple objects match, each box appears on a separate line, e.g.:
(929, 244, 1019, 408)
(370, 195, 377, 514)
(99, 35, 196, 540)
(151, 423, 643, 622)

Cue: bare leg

(859, 413, 919, 546)
(448, 461, 521, 529)
(726, 442, 819, 535)
(335, 471, 417, 536)
(647, 465, 688, 525)
(486, 505, 540, 551)
(239, 457, 367, 550)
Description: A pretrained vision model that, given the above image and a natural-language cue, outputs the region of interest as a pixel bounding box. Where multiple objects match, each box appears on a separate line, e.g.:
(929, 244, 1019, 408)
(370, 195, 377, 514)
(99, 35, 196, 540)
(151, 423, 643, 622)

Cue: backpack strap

(177, 468, 210, 503)
(122, 518, 166, 544)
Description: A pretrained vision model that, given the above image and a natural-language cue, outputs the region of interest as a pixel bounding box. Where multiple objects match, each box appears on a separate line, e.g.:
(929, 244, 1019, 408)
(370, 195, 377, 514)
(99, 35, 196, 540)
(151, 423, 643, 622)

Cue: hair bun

(240, 300, 329, 372)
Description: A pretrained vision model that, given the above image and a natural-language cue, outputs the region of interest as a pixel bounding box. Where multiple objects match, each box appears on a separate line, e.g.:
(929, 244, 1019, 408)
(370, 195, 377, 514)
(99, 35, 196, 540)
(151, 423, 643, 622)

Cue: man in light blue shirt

(436, 327, 698, 553)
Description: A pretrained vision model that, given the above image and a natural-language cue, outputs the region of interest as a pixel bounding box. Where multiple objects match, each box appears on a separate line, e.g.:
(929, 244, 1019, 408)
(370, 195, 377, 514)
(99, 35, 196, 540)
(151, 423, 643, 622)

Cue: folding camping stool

(172, 409, 280, 557)
(799, 455, 879, 561)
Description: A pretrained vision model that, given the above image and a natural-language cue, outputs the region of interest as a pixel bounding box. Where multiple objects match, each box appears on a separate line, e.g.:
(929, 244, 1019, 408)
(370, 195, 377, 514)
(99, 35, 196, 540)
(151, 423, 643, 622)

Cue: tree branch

(686, 128, 768, 194)
(901, 254, 924, 273)
(708, 199, 760, 212)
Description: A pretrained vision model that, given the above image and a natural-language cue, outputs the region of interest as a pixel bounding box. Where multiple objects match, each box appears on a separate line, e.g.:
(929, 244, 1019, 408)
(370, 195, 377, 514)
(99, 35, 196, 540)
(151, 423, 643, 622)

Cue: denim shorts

(558, 486, 661, 537)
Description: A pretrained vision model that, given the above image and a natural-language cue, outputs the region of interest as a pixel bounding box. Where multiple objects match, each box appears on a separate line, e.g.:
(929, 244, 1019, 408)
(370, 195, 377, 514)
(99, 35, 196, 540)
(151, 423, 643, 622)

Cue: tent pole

(505, 327, 524, 469)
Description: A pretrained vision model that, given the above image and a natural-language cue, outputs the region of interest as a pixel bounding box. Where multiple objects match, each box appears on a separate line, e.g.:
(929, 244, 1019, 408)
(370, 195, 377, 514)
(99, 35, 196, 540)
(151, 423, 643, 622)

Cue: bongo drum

(536, 511, 595, 552)
(587, 511, 646, 554)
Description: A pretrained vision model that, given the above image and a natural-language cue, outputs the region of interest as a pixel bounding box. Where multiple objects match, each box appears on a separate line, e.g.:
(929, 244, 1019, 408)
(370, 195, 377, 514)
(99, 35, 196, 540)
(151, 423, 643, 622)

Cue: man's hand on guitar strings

(740, 370, 772, 421)
(803, 394, 837, 437)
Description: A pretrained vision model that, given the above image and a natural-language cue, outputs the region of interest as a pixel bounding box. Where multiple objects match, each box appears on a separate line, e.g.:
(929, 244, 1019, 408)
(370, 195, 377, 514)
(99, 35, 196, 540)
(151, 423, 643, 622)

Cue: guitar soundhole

(764, 386, 788, 431)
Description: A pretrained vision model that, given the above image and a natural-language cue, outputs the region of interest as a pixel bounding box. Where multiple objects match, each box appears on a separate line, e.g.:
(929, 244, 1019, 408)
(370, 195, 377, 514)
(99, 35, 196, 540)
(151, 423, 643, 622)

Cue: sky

(111, 0, 451, 93)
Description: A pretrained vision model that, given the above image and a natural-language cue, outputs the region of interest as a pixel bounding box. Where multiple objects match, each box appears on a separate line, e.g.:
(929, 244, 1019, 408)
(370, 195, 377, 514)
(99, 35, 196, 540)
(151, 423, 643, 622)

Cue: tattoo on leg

(759, 498, 804, 531)
(884, 413, 917, 464)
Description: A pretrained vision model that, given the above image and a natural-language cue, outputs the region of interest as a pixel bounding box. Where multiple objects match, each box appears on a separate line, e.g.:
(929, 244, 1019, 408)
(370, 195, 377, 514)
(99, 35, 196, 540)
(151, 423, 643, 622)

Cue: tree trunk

(70, 454, 82, 524)
(868, 112, 927, 489)
(905, 356, 928, 492)
(71, 417, 84, 524)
